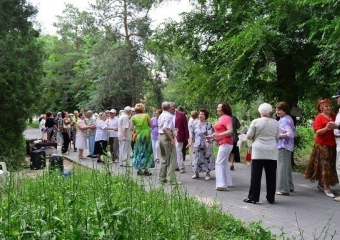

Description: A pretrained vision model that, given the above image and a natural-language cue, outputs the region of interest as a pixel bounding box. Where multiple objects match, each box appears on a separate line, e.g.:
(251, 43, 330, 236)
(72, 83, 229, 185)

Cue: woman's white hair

(258, 103, 273, 116)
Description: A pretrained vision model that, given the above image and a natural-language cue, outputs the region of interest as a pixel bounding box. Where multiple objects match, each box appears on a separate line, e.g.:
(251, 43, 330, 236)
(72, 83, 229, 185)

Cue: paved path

(24, 127, 340, 239)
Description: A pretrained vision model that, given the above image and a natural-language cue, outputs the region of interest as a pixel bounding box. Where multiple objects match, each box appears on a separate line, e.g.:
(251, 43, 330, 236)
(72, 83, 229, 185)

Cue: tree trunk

(123, 0, 137, 106)
(273, 50, 298, 166)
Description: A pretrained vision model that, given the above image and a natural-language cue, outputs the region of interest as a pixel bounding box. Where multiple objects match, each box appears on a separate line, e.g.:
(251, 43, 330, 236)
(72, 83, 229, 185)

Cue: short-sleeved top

(76, 119, 87, 136)
(118, 113, 131, 141)
(247, 118, 280, 160)
(106, 117, 118, 138)
(45, 118, 55, 128)
(87, 116, 97, 136)
(314, 113, 336, 146)
(213, 115, 233, 146)
(158, 111, 173, 133)
(95, 120, 108, 141)
(277, 115, 296, 152)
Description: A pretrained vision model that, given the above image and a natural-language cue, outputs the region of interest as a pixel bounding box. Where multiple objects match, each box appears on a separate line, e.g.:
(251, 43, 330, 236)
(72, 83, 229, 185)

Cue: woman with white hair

(243, 103, 280, 204)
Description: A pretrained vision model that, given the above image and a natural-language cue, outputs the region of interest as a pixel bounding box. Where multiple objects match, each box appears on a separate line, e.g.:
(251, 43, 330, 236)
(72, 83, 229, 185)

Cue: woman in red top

(304, 99, 338, 197)
(206, 102, 233, 191)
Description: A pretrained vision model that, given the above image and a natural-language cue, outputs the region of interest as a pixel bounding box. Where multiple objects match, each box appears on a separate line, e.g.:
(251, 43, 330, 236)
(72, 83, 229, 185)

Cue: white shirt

(158, 111, 173, 133)
(106, 116, 118, 138)
(95, 120, 108, 141)
(118, 113, 131, 141)
(334, 109, 340, 137)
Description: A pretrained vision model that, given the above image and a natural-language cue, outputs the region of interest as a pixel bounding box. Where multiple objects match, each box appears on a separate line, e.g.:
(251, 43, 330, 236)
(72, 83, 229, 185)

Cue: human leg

(264, 160, 277, 203)
(176, 141, 185, 171)
(277, 148, 291, 194)
(215, 144, 233, 188)
(248, 160, 264, 202)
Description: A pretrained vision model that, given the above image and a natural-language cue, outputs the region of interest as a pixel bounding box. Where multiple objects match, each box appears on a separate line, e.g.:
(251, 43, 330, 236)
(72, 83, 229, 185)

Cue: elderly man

(71, 110, 79, 152)
(86, 111, 97, 158)
(118, 106, 132, 167)
(170, 102, 189, 174)
(158, 102, 181, 184)
(327, 90, 340, 201)
(107, 109, 119, 162)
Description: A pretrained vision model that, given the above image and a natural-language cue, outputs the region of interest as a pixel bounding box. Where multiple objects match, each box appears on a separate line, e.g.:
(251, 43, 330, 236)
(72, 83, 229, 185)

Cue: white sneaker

(192, 174, 199, 179)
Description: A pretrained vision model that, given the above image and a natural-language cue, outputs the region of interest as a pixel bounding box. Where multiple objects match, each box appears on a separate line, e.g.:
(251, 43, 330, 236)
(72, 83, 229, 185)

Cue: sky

(28, 0, 192, 35)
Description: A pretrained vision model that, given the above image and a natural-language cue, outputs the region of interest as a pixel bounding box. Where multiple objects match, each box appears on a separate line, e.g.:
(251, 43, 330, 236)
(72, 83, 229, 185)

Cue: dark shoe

(92, 155, 98, 158)
(144, 171, 152, 176)
(137, 170, 144, 176)
(175, 168, 180, 171)
(230, 165, 234, 170)
(74, 149, 77, 152)
(243, 199, 257, 204)
(97, 159, 104, 163)
(87, 155, 92, 157)
(267, 200, 275, 204)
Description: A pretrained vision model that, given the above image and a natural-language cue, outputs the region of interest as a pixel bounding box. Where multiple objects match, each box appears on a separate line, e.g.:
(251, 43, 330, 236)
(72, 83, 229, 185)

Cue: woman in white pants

(151, 109, 162, 163)
(207, 102, 234, 191)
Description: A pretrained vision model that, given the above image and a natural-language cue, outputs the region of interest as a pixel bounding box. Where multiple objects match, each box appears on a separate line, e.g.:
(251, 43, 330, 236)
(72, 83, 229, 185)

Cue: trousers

(277, 148, 294, 193)
(215, 144, 233, 188)
(248, 160, 277, 202)
(159, 134, 176, 182)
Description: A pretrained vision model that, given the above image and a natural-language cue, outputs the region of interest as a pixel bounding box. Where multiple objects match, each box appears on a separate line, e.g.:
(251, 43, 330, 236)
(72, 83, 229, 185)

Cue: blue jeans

(88, 135, 95, 156)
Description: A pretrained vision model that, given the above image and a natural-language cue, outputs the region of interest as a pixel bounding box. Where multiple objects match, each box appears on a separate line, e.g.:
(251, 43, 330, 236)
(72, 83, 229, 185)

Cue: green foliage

(0, 0, 42, 162)
(0, 168, 275, 239)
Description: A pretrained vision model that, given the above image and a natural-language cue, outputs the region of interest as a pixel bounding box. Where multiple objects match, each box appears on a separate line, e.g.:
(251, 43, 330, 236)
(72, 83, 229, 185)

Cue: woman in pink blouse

(207, 102, 233, 191)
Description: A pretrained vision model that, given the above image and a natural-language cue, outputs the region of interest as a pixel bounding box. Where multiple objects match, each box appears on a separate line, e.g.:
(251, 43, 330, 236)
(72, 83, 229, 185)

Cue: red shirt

(313, 113, 336, 146)
(213, 115, 233, 146)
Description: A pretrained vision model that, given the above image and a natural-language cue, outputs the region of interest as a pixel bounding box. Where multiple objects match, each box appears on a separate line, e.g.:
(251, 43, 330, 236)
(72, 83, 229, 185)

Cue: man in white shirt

(327, 90, 340, 201)
(106, 109, 119, 162)
(158, 102, 180, 185)
(118, 106, 132, 167)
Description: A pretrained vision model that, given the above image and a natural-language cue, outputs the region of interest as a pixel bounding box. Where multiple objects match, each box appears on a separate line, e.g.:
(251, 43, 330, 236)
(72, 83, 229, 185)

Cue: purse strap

(136, 114, 147, 133)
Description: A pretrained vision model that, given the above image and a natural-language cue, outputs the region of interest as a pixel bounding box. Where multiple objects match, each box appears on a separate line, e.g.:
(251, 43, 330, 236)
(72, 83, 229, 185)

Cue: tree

(152, 0, 338, 117)
(0, 0, 42, 167)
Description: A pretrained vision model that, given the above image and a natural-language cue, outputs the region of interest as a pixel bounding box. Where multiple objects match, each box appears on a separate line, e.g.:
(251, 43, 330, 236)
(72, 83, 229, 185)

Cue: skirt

(94, 140, 108, 155)
(304, 143, 338, 186)
(75, 135, 88, 150)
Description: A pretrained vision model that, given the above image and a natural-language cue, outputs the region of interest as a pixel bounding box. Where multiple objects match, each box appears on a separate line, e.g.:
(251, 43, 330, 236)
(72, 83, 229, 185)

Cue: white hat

(131, 108, 135, 112)
(124, 106, 131, 111)
(109, 109, 116, 113)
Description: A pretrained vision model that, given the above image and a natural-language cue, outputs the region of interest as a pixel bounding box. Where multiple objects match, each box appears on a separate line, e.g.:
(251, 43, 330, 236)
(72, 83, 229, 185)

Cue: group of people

(37, 89, 340, 203)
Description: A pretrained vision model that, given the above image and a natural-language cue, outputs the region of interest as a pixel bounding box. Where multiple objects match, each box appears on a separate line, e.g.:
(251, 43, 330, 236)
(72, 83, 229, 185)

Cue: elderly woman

(76, 113, 92, 159)
(94, 112, 116, 163)
(304, 99, 338, 198)
(243, 103, 280, 204)
(131, 103, 154, 176)
(206, 102, 233, 191)
(188, 109, 215, 180)
(275, 102, 296, 196)
(188, 111, 198, 163)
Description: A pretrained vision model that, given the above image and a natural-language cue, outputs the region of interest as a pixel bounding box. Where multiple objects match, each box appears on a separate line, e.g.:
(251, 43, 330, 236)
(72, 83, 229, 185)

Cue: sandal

(144, 171, 152, 176)
(137, 170, 144, 176)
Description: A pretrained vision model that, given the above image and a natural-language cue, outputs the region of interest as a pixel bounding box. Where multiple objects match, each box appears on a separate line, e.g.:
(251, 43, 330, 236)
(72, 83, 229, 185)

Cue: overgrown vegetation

(0, 168, 276, 239)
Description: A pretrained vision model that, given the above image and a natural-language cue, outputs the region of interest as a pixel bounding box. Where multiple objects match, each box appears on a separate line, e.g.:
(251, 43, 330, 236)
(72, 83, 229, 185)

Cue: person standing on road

(206, 102, 234, 191)
(275, 102, 296, 196)
(71, 110, 79, 152)
(188, 111, 198, 163)
(76, 112, 93, 159)
(304, 99, 338, 198)
(158, 102, 180, 185)
(86, 111, 97, 158)
(131, 103, 154, 176)
(61, 111, 71, 155)
(151, 109, 162, 163)
(243, 103, 280, 204)
(326, 91, 340, 201)
(188, 109, 215, 180)
(106, 109, 119, 162)
(118, 107, 133, 166)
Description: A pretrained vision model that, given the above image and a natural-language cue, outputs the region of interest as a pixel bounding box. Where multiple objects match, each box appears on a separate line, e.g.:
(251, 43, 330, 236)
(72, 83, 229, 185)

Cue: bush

(0, 168, 275, 239)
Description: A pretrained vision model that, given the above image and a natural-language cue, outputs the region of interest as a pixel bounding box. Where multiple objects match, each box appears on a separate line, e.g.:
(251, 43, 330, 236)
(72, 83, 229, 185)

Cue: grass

(0, 166, 276, 240)
(26, 121, 40, 129)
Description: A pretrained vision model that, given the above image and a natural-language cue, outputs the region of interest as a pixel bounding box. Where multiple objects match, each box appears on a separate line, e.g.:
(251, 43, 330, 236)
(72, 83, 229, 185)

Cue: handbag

(132, 114, 147, 142)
